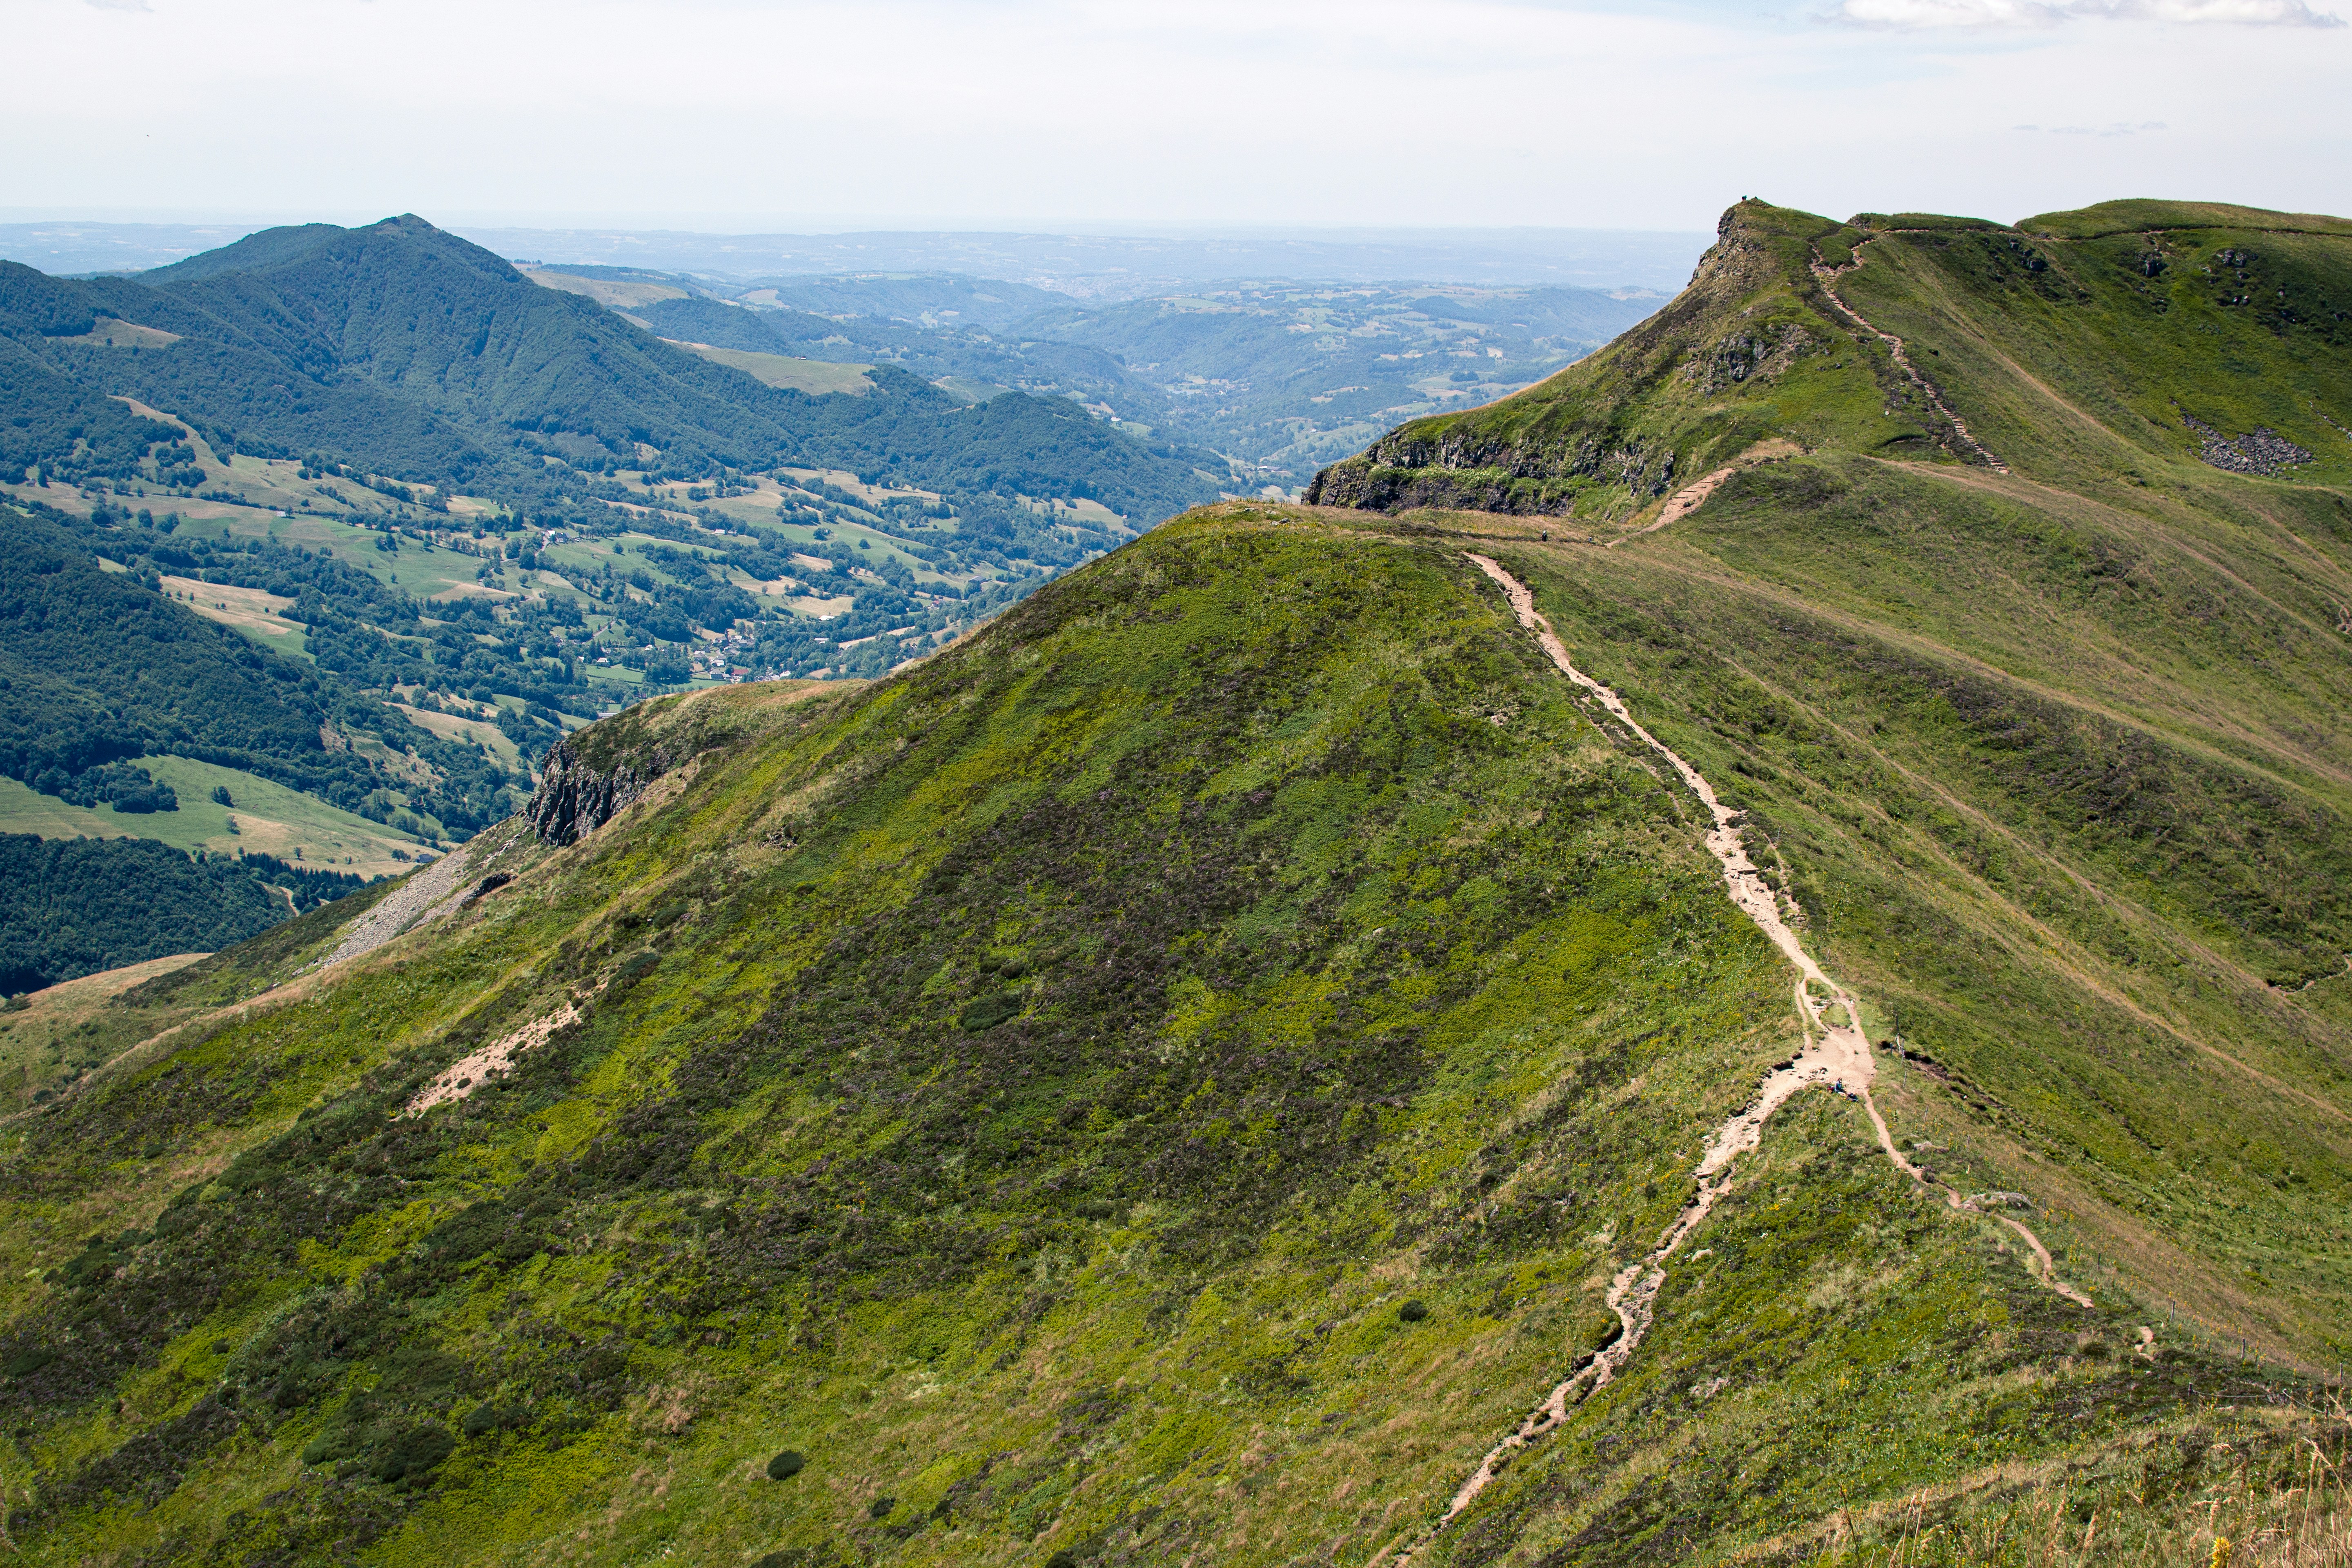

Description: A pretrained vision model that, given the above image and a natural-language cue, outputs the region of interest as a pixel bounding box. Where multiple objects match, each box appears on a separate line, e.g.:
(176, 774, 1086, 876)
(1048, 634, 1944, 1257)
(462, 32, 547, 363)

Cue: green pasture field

(524, 270, 692, 310)
(930, 374, 1011, 405)
(157, 576, 309, 658)
(674, 345, 874, 396)
(392, 705, 528, 772)
(0, 758, 427, 875)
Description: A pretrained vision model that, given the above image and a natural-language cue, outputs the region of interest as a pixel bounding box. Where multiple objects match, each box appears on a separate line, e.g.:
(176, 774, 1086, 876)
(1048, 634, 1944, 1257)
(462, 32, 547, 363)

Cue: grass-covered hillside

(1308, 198, 2352, 519)
(6, 196, 2352, 1566)
(0, 492, 2336, 1567)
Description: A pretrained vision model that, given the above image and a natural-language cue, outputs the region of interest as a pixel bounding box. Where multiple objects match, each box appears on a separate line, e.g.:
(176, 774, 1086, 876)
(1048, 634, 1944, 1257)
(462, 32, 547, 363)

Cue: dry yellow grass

(0, 953, 207, 1108)
(61, 318, 181, 349)
(158, 575, 304, 652)
(672, 343, 874, 396)
(392, 703, 526, 770)
(525, 270, 690, 309)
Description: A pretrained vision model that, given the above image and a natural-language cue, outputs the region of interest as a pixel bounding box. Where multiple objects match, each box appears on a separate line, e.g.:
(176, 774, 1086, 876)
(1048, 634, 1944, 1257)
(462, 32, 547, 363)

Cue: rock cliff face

(522, 740, 654, 846)
(1304, 431, 1678, 515)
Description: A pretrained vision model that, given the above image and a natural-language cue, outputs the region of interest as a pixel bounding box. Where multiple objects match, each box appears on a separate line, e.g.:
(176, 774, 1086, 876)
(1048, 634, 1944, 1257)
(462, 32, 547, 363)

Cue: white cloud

(1822, 0, 2341, 24)
(3, 0, 2349, 230)
(83, 0, 153, 11)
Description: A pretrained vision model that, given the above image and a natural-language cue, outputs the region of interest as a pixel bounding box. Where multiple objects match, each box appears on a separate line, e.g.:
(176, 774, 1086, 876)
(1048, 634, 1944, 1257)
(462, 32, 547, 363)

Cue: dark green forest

(0, 508, 518, 834)
(0, 834, 365, 993)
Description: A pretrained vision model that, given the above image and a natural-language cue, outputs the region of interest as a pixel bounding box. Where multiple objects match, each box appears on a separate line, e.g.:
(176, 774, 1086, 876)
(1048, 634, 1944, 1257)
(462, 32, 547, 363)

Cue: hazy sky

(6, 0, 2346, 231)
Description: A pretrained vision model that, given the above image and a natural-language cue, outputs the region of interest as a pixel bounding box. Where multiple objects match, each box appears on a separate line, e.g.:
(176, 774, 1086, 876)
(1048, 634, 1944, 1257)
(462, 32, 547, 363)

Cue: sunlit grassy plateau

(4, 198, 2352, 1566)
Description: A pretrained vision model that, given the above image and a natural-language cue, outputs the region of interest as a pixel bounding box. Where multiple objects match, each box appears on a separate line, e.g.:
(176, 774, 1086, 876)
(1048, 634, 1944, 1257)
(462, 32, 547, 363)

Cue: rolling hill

(4, 196, 2350, 1568)
(0, 219, 1236, 999)
(560, 267, 1665, 483)
(0, 214, 1222, 529)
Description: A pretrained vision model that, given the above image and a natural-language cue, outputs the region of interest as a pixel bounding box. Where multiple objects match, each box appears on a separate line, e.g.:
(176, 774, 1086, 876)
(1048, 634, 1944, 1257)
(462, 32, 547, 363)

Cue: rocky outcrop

(1306, 433, 1677, 516)
(1306, 202, 1801, 516)
(2179, 408, 2313, 477)
(524, 740, 656, 847)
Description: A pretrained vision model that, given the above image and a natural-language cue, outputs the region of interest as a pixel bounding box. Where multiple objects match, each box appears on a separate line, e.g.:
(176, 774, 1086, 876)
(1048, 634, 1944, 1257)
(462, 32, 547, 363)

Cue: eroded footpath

(1380, 557, 2088, 1564)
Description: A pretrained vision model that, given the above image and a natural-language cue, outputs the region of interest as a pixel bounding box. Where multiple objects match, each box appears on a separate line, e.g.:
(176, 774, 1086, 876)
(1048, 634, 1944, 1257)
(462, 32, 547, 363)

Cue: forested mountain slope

(0, 218, 1228, 998)
(2, 198, 2349, 1568)
(0, 215, 1221, 523)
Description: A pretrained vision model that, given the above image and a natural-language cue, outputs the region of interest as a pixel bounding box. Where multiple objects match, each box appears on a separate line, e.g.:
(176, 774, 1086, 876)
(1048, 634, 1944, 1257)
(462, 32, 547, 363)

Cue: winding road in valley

(1378, 556, 2087, 1565)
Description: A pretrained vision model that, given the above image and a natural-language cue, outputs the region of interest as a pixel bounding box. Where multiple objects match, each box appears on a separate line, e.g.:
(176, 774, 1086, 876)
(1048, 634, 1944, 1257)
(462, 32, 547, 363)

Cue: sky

(3, 0, 2347, 234)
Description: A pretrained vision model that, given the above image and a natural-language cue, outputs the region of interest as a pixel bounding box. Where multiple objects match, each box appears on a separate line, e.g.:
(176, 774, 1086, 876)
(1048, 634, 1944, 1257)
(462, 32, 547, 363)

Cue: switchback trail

(1377, 557, 2087, 1566)
(1810, 240, 2009, 475)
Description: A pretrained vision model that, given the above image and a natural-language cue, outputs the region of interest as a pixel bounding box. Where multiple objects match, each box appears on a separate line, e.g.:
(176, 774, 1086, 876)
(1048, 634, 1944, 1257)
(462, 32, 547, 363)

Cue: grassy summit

(4, 197, 2352, 1565)
(1308, 197, 2352, 518)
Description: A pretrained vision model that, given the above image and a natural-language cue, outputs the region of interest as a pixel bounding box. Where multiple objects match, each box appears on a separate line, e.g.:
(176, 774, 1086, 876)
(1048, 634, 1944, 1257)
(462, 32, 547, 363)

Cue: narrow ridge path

(1377, 557, 2087, 1566)
(1610, 462, 1742, 547)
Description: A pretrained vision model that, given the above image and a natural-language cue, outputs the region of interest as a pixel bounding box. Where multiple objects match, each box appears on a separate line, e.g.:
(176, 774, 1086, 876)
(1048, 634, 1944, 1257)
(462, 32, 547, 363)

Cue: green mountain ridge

(0, 215, 1224, 523)
(1306, 196, 2352, 516)
(4, 195, 2351, 1566)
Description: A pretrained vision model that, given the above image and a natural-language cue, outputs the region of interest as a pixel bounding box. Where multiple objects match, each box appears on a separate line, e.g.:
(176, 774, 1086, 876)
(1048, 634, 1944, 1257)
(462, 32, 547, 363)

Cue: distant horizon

(0, 211, 1720, 240)
(0, 216, 1721, 298)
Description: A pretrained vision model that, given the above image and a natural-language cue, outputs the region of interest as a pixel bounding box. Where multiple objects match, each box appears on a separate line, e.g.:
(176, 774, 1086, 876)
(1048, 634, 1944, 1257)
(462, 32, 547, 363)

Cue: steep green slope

(7, 195, 2352, 1567)
(1291, 197, 2352, 1557)
(0, 503, 2316, 1568)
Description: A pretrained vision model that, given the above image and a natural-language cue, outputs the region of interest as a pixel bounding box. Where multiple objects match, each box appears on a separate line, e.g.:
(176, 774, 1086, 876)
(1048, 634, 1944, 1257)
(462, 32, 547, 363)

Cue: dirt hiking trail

(1611, 439, 1802, 547)
(1810, 240, 2009, 475)
(1376, 558, 2088, 1565)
